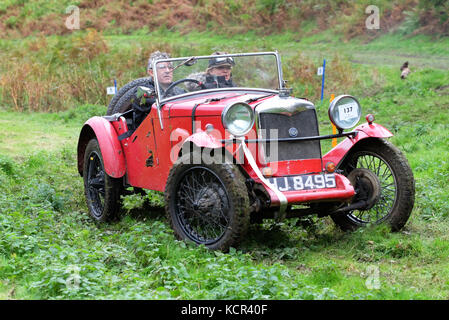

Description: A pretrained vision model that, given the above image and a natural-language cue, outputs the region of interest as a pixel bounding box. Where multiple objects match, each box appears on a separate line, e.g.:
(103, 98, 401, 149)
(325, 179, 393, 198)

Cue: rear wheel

(165, 154, 250, 251)
(331, 139, 415, 231)
(83, 139, 122, 223)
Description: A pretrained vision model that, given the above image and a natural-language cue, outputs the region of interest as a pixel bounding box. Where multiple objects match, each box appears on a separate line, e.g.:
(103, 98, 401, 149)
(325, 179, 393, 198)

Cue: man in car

(147, 51, 185, 97)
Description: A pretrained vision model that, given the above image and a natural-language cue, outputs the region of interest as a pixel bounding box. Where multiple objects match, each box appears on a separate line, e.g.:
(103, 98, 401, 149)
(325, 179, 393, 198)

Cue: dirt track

(350, 51, 449, 70)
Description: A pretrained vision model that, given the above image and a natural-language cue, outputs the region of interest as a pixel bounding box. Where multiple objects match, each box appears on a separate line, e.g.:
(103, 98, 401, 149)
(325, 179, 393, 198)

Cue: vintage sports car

(77, 52, 415, 251)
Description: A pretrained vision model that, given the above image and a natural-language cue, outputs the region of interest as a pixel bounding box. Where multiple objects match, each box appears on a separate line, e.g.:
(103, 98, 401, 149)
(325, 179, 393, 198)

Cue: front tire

(331, 138, 415, 231)
(165, 154, 250, 251)
(83, 139, 122, 223)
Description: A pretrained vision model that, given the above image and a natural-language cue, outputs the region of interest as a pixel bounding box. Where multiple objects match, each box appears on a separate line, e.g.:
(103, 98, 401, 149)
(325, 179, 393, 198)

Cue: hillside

(0, 0, 448, 39)
(0, 0, 449, 301)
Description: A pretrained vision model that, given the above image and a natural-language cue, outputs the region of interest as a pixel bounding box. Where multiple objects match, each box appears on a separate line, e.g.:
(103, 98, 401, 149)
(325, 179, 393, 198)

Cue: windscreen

(153, 53, 280, 100)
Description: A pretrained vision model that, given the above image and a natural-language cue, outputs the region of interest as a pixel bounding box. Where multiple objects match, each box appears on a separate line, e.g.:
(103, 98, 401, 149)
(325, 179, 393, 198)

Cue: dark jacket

(146, 77, 186, 99)
(203, 75, 236, 89)
(132, 77, 185, 128)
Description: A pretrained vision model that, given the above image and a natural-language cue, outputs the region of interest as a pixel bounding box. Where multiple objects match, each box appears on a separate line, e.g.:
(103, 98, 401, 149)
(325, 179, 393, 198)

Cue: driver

(146, 51, 186, 97)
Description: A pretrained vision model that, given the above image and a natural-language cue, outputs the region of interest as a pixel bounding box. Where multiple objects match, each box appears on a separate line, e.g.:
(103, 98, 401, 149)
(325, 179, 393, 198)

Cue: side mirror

(184, 57, 197, 66)
(173, 57, 197, 70)
(136, 86, 156, 104)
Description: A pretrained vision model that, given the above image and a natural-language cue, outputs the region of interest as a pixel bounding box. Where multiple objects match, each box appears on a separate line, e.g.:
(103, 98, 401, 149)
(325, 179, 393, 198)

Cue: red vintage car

(77, 52, 415, 251)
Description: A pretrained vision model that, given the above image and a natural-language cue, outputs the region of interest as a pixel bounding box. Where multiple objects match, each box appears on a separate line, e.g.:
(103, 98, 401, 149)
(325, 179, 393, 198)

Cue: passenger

(185, 52, 236, 91)
(204, 51, 236, 88)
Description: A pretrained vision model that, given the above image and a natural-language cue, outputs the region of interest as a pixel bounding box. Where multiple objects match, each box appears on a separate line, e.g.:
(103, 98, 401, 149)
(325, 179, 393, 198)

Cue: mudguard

(172, 130, 223, 160)
(77, 116, 126, 178)
(323, 122, 393, 167)
(184, 131, 223, 149)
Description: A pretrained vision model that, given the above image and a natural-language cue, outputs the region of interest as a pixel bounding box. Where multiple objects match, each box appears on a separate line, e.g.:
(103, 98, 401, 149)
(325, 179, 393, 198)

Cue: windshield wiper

(245, 93, 275, 103)
(204, 94, 243, 103)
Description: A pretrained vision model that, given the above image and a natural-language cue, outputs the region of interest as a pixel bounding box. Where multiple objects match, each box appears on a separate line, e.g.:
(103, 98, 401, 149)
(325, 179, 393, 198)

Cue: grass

(0, 112, 78, 157)
(1, 141, 446, 299)
(0, 28, 449, 299)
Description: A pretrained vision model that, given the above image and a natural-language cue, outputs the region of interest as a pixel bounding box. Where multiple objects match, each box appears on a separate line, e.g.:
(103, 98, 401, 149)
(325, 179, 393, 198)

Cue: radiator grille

(258, 108, 321, 161)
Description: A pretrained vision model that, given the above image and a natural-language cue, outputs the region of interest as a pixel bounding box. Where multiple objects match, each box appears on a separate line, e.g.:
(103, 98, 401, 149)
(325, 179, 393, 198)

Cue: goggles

(208, 56, 235, 68)
(156, 63, 174, 71)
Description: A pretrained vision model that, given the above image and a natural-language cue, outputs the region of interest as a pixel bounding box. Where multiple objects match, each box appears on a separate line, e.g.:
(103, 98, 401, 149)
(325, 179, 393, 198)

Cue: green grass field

(1, 27, 449, 299)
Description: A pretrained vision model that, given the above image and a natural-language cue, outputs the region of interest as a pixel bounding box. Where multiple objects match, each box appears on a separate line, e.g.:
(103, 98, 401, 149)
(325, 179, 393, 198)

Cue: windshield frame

(152, 51, 284, 108)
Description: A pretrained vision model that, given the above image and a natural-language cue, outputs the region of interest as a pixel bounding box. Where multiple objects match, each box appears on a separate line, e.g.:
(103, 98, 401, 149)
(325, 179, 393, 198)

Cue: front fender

(184, 131, 223, 149)
(323, 122, 393, 167)
(173, 130, 223, 159)
(173, 130, 243, 164)
(77, 116, 126, 178)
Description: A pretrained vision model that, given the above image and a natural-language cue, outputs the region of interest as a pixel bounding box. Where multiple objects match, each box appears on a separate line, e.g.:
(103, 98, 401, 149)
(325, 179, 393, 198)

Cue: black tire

(106, 77, 152, 115)
(83, 138, 122, 223)
(331, 138, 415, 231)
(164, 154, 250, 251)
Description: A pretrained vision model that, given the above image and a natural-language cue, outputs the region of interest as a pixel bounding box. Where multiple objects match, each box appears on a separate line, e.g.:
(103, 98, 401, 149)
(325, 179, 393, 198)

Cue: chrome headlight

(328, 95, 362, 130)
(222, 102, 255, 136)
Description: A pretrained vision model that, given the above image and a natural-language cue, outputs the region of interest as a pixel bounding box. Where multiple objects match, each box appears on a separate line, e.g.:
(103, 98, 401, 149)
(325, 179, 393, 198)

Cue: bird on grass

(400, 61, 410, 79)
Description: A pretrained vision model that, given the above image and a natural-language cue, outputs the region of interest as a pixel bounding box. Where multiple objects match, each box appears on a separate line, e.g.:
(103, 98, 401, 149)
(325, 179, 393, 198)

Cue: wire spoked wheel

(83, 139, 122, 223)
(86, 150, 106, 218)
(175, 167, 230, 245)
(346, 152, 396, 224)
(332, 139, 415, 231)
(165, 155, 250, 251)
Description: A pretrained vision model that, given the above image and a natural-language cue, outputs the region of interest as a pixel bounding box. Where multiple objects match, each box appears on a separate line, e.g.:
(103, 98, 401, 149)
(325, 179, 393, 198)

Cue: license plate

(267, 174, 336, 192)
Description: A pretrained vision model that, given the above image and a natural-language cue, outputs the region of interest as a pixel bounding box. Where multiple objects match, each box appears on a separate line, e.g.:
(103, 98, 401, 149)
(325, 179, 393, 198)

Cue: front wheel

(331, 138, 415, 231)
(83, 139, 122, 223)
(165, 154, 250, 251)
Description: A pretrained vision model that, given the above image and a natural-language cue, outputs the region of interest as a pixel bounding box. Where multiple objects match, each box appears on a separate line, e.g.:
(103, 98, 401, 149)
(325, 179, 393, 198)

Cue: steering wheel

(164, 78, 206, 97)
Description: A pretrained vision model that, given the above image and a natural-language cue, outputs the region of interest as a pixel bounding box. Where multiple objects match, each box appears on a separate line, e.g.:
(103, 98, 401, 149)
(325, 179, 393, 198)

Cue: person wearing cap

(146, 51, 185, 97)
(185, 52, 236, 91)
(204, 51, 236, 89)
